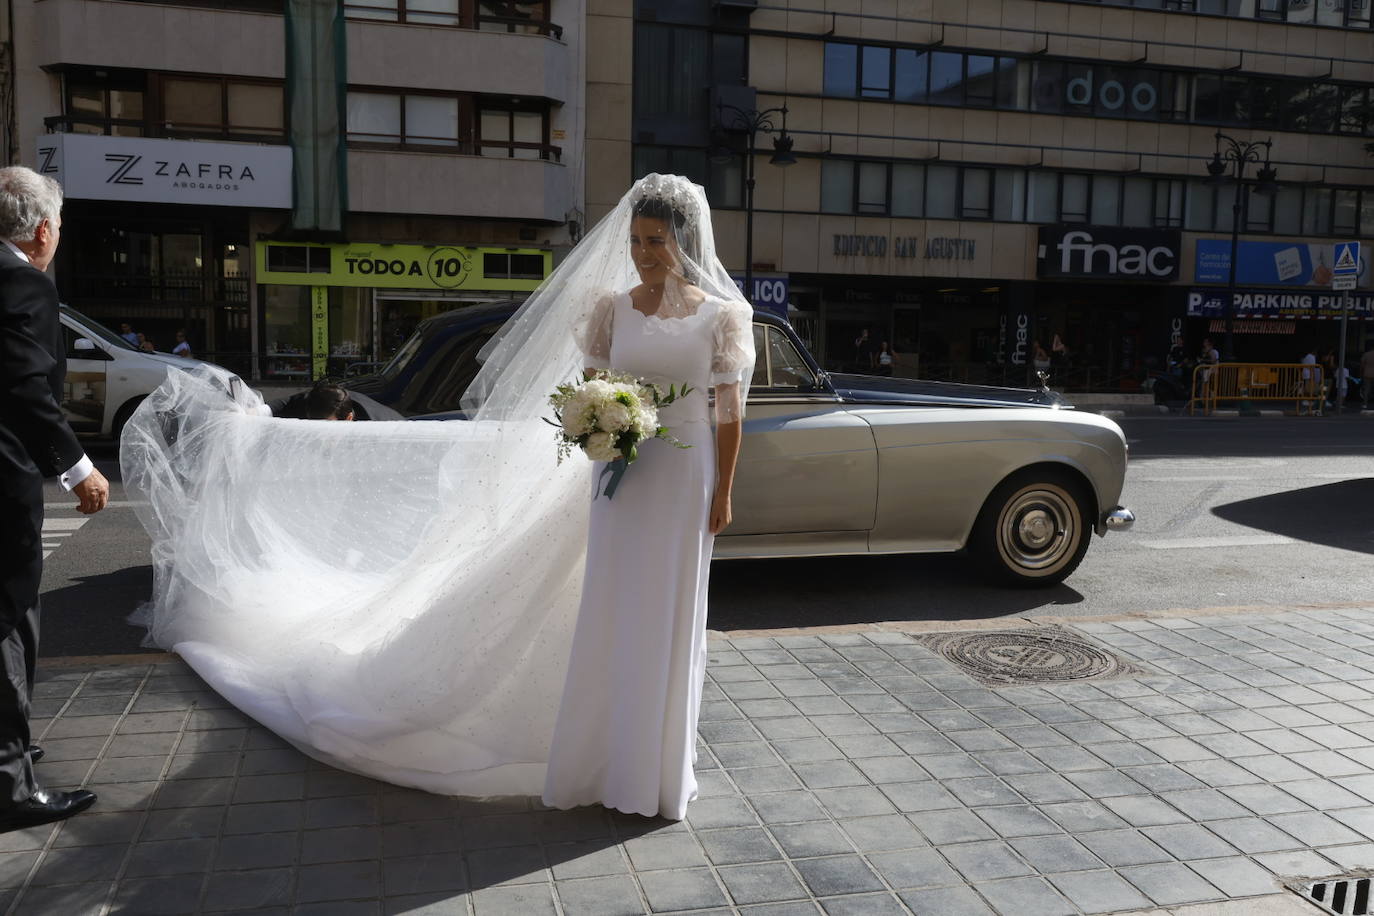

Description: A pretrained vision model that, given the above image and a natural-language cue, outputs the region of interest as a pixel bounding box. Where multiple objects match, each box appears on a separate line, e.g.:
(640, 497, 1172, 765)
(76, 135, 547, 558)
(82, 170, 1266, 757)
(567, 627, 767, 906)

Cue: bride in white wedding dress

(121, 174, 755, 820)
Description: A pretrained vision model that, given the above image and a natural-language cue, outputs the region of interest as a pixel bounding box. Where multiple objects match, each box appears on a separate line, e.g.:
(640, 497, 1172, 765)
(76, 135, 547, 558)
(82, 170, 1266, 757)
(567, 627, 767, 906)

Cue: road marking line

(1132, 473, 1361, 482)
(42, 532, 72, 538)
(42, 543, 60, 549)
(1141, 534, 1296, 550)
(43, 500, 140, 509)
(42, 550, 52, 559)
(42, 518, 88, 531)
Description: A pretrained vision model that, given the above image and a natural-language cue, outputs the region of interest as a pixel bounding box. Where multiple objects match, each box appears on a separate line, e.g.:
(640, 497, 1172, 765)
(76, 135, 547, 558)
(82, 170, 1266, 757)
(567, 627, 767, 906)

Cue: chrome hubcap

(998, 486, 1077, 572)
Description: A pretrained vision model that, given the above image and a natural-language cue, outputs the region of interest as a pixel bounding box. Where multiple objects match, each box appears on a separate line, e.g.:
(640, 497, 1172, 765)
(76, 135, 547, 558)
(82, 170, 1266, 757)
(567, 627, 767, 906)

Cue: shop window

(820, 160, 853, 213)
(994, 168, 1026, 222)
(823, 44, 859, 98)
(894, 50, 929, 103)
(926, 165, 958, 219)
(857, 163, 888, 214)
(1060, 174, 1090, 223)
(890, 164, 924, 217)
(861, 46, 892, 99)
(266, 245, 333, 274)
(483, 252, 545, 280)
(961, 168, 993, 219)
(479, 106, 547, 159)
(1091, 175, 1121, 225)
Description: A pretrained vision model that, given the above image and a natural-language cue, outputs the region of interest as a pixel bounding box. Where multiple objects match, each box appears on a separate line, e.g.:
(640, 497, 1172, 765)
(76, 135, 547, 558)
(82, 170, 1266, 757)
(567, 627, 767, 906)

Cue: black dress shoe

(27, 746, 43, 764)
(0, 789, 97, 832)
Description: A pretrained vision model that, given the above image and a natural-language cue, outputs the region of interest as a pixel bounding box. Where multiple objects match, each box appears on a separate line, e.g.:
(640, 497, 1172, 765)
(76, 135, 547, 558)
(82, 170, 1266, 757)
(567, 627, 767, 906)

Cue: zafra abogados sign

(1036, 226, 1180, 281)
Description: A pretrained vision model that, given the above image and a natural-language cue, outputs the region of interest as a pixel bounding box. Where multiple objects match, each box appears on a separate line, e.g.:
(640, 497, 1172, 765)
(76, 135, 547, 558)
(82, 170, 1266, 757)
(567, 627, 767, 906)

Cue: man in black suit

(0, 166, 107, 831)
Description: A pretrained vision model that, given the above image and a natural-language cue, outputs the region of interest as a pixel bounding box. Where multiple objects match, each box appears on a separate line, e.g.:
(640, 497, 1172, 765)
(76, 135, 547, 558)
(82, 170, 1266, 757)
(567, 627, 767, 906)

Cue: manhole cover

(1292, 873, 1372, 915)
(916, 627, 1142, 686)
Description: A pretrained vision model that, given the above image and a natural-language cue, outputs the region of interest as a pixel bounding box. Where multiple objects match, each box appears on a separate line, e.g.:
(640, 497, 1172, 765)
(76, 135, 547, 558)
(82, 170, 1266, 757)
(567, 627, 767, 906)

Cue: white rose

(563, 407, 593, 439)
(584, 431, 621, 463)
(634, 405, 659, 437)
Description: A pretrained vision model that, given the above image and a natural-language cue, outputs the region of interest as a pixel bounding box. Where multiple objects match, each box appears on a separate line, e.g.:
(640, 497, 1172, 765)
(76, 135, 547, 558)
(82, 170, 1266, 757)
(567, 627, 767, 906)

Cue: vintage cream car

(348, 303, 1135, 587)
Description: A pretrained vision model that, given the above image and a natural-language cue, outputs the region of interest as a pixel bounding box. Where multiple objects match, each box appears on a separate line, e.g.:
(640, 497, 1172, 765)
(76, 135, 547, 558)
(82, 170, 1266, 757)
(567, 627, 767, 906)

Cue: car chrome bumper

(1102, 506, 1135, 532)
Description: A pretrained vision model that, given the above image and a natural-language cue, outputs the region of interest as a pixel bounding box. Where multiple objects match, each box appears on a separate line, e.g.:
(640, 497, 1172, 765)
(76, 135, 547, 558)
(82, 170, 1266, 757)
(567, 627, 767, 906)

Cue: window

(965, 56, 998, 107)
(634, 24, 710, 120)
(857, 162, 888, 214)
(1333, 189, 1359, 235)
(266, 245, 333, 274)
(62, 71, 146, 136)
(1092, 175, 1122, 225)
(405, 96, 460, 147)
(1246, 188, 1274, 232)
(1061, 174, 1090, 223)
(820, 160, 853, 213)
(962, 168, 993, 219)
(762, 327, 813, 388)
(1274, 186, 1303, 234)
(824, 44, 859, 97)
(483, 253, 545, 280)
(161, 77, 284, 139)
(1186, 181, 1216, 231)
(891, 164, 924, 217)
(995, 168, 1026, 222)
(347, 92, 403, 144)
(861, 46, 892, 99)
(929, 52, 965, 106)
(342, 0, 556, 33)
(1028, 172, 1058, 223)
(1304, 188, 1333, 235)
(1123, 178, 1153, 226)
(926, 165, 958, 218)
(479, 107, 545, 158)
(894, 50, 929, 103)
(1154, 180, 1186, 228)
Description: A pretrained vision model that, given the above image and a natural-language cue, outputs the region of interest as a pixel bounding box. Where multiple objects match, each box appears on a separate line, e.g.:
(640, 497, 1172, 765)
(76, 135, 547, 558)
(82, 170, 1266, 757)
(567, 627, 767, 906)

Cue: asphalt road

(38, 415, 1374, 657)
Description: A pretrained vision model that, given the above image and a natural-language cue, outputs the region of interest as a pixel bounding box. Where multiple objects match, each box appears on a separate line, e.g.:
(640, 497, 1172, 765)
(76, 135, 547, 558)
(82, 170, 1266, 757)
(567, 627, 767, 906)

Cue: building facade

(589, 0, 1374, 390)
(8, 0, 583, 380)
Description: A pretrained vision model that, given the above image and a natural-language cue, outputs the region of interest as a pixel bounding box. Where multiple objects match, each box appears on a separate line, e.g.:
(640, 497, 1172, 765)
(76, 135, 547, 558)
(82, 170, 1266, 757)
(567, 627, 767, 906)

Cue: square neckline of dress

(620, 290, 718, 322)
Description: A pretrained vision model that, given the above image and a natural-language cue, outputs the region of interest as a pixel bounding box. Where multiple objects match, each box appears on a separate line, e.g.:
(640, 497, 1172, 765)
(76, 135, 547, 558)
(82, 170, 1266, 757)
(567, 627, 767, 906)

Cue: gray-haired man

(0, 165, 107, 831)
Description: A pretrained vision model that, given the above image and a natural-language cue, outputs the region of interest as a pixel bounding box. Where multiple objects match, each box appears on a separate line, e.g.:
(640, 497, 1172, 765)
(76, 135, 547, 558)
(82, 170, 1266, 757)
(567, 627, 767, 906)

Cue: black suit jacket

(0, 245, 83, 480)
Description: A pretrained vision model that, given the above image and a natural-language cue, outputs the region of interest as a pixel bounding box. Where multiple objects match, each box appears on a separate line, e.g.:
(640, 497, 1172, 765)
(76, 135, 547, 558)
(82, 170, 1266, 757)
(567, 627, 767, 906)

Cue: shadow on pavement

(40, 565, 156, 657)
(1212, 478, 1374, 556)
(708, 553, 1084, 631)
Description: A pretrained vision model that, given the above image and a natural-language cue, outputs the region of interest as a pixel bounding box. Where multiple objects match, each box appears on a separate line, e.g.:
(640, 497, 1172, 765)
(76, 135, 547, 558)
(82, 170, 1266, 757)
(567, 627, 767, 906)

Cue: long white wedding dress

(543, 291, 751, 820)
(120, 174, 757, 820)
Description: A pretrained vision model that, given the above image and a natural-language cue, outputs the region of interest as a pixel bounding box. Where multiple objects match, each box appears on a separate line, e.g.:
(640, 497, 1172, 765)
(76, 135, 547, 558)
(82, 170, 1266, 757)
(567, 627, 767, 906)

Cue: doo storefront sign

(1194, 240, 1370, 287)
(37, 133, 291, 209)
(1036, 227, 1180, 280)
(1187, 288, 1374, 320)
(256, 242, 551, 292)
(730, 274, 790, 320)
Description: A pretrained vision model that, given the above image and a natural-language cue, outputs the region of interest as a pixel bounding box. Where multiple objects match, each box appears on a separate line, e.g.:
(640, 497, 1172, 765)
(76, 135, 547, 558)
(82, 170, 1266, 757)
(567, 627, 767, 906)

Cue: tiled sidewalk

(4, 606, 1374, 915)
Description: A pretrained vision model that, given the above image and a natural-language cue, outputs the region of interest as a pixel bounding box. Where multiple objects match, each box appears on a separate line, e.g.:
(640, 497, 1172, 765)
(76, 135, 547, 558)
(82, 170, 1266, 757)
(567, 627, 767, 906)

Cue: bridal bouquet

(547, 370, 692, 498)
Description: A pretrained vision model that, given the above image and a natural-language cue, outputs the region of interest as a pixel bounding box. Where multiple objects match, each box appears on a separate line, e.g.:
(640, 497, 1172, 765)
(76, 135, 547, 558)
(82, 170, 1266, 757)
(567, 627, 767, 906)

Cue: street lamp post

(1204, 131, 1278, 363)
(715, 103, 796, 306)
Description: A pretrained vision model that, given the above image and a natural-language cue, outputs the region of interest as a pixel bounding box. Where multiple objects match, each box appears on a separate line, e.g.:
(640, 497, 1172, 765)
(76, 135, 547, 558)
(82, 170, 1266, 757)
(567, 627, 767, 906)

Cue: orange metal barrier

(1188, 363, 1326, 415)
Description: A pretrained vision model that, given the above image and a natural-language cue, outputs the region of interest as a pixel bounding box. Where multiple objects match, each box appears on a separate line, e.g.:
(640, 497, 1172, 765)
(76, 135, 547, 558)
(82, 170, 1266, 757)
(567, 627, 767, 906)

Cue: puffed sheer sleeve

(710, 298, 755, 424)
(575, 292, 615, 370)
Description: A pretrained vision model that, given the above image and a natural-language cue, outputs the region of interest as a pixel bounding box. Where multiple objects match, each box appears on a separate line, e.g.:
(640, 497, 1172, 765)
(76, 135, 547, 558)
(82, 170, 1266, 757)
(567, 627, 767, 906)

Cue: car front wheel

(972, 472, 1092, 588)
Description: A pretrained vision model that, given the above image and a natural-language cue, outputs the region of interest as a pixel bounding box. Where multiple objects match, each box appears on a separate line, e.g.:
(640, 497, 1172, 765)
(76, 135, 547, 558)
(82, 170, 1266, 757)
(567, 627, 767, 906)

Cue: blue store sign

(1194, 240, 1369, 287)
(731, 274, 790, 320)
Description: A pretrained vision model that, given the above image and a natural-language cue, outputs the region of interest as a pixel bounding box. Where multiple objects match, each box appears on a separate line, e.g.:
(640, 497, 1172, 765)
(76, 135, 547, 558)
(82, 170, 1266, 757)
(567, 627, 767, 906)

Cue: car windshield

(59, 305, 138, 352)
(377, 328, 426, 382)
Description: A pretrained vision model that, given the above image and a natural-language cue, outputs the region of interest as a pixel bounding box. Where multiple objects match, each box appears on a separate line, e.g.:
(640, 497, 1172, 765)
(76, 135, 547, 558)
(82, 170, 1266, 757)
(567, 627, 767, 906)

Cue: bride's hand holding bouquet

(547, 370, 692, 498)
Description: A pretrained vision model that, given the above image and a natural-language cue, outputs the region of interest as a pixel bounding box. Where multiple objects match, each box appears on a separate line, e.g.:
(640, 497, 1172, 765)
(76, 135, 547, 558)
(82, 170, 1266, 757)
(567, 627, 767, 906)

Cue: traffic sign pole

(1332, 242, 1361, 415)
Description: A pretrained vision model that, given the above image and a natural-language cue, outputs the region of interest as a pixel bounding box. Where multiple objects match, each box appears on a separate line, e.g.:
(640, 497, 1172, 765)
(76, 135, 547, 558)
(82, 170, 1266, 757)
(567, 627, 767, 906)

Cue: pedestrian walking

(0, 166, 107, 831)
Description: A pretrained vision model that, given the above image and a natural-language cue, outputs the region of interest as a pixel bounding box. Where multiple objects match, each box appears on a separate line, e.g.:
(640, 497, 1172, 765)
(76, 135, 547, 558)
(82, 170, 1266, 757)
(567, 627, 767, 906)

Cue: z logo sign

(37, 146, 58, 174)
(104, 154, 144, 185)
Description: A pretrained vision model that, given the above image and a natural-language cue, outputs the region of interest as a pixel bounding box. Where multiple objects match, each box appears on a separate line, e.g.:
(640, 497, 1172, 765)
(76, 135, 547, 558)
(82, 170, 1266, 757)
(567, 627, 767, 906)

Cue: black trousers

(0, 465, 42, 808)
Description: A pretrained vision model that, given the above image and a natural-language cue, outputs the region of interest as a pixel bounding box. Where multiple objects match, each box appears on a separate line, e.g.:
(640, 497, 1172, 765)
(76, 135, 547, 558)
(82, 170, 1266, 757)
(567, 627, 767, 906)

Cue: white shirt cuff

(60, 454, 94, 491)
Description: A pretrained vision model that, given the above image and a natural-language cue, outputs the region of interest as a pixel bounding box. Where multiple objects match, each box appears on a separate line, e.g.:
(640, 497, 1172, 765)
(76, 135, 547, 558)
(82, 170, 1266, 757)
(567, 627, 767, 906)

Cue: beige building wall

(583, 0, 634, 228)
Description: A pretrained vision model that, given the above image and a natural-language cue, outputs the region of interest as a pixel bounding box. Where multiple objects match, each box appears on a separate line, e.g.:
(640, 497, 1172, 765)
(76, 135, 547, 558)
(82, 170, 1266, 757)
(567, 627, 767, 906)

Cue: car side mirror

(73, 338, 96, 352)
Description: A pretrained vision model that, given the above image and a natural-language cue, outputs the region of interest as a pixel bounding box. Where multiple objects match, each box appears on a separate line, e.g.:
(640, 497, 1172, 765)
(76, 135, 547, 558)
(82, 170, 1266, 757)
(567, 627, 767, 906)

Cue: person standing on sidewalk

(0, 166, 107, 831)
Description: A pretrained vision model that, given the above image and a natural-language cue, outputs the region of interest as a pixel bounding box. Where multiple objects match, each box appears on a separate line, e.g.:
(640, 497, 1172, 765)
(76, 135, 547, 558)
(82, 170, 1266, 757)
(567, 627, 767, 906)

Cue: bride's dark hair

(631, 195, 701, 284)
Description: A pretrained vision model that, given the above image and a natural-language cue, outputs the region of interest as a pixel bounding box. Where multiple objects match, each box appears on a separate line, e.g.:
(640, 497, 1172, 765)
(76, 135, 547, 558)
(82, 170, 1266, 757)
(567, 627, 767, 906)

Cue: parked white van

(58, 305, 209, 441)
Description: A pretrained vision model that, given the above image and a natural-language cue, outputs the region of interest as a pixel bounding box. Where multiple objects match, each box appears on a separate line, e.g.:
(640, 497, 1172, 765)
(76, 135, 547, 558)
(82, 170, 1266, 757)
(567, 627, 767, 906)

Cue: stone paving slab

(3, 606, 1373, 914)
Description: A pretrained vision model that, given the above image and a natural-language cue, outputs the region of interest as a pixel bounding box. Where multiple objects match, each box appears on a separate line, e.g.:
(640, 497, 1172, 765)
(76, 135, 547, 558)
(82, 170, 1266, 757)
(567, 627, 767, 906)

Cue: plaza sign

(37, 133, 291, 209)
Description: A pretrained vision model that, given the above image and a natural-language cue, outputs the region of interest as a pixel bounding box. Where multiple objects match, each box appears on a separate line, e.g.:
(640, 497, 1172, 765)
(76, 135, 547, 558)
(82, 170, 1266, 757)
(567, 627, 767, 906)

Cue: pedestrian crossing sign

(1333, 241, 1360, 276)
